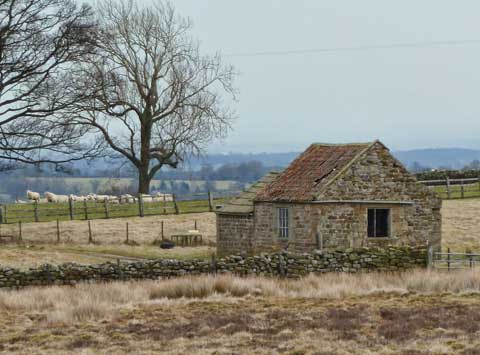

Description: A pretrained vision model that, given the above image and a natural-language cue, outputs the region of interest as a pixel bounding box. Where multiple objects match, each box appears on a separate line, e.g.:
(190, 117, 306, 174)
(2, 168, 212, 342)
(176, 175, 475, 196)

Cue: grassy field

(1, 271, 480, 354)
(1, 198, 226, 223)
(0, 212, 216, 268)
(0, 198, 480, 268)
(432, 183, 480, 199)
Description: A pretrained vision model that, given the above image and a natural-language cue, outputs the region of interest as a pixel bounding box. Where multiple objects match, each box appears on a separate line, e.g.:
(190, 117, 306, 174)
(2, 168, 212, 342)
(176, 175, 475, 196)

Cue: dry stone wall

(0, 246, 427, 289)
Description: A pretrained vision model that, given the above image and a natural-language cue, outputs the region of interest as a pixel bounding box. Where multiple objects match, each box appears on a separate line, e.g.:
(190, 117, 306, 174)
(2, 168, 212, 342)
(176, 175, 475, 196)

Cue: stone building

(216, 141, 442, 256)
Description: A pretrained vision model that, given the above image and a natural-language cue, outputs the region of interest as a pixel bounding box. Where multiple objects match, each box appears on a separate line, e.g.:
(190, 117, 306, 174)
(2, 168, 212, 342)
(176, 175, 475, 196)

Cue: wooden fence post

(461, 180, 465, 199)
(104, 199, 110, 219)
(68, 197, 74, 221)
(446, 177, 451, 199)
(468, 248, 474, 269)
(161, 221, 164, 240)
(427, 241, 433, 270)
(56, 219, 60, 243)
(83, 200, 89, 220)
(0, 205, 4, 224)
(447, 247, 451, 271)
(173, 194, 179, 214)
(4, 205, 7, 224)
(138, 194, 144, 217)
(34, 201, 39, 222)
(125, 222, 129, 244)
(163, 194, 167, 214)
(211, 254, 217, 274)
(88, 220, 93, 244)
(208, 191, 214, 212)
(18, 221, 22, 242)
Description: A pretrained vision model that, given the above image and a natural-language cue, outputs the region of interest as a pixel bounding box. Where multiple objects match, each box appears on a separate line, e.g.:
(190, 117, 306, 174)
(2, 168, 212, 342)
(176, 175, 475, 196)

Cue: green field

(431, 183, 480, 199)
(0, 198, 227, 224)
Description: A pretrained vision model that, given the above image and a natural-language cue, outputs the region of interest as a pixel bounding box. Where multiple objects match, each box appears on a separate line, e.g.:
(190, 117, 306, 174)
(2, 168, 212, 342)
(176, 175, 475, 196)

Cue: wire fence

(0, 214, 216, 247)
(418, 177, 480, 200)
(0, 191, 238, 224)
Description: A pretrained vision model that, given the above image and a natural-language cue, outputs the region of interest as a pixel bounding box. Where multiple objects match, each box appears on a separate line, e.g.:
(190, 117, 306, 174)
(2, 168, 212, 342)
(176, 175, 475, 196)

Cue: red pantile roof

(255, 142, 373, 202)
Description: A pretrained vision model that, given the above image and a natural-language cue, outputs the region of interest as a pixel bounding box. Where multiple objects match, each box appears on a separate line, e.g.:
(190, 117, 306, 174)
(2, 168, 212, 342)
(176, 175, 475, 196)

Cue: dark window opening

(368, 209, 390, 238)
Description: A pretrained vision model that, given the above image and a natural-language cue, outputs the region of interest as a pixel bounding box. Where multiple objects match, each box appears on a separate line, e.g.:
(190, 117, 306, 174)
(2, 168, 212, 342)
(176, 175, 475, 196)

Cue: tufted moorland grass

(1, 270, 480, 354)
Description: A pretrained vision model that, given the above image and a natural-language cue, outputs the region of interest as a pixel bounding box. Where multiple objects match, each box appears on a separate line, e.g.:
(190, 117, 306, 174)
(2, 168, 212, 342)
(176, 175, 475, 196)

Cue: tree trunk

(138, 166, 151, 194)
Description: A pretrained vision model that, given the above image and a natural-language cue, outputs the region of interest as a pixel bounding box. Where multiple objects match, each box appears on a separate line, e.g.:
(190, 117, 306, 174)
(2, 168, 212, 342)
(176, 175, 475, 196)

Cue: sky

(140, 1, 480, 153)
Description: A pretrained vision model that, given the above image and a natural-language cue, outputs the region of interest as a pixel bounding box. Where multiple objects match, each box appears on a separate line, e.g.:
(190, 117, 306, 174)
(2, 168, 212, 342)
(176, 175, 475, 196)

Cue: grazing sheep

(95, 195, 109, 202)
(154, 193, 173, 202)
(121, 194, 136, 203)
(26, 190, 40, 201)
(44, 192, 68, 203)
(15, 198, 29, 204)
(44, 192, 57, 203)
(56, 195, 69, 203)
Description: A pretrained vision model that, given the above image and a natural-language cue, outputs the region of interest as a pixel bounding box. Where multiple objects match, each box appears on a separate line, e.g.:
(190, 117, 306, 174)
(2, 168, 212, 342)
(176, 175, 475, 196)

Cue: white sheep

(56, 195, 69, 203)
(123, 194, 137, 203)
(154, 192, 173, 202)
(95, 195, 109, 202)
(26, 190, 40, 201)
(44, 191, 57, 203)
(15, 198, 29, 204)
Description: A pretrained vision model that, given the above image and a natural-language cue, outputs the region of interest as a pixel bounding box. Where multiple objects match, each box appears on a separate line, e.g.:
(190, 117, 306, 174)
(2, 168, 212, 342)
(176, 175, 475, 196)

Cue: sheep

(15, 198, 29, 204)
(139, 194, 154, 203)
(44, 191, 57, 203)
(26, 190, 40, 202)
(121, 194, 134, 203)
(56, 195, 69, 203)
(95, 195, 109, 202)
(154, 193, 173, 202)
(44, 192, 69, 203)
(86, 194, 96, 201)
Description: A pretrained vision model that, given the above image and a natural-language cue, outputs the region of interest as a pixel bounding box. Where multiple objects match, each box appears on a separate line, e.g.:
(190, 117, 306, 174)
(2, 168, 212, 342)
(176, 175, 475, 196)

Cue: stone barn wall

(217, 214, 254, 256)
(252, 143, 442, 254)
(319, 143, 442, 250)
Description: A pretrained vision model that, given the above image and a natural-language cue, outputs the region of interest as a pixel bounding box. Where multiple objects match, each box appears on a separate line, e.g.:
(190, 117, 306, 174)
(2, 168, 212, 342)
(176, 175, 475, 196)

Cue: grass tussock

(148, 269, 480, 300)
(1, 269, 480, 326)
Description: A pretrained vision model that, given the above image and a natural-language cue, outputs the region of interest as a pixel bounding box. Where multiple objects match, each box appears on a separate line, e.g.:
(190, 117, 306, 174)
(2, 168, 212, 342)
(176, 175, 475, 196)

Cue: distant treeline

(415, 169, 480, 181)
(0, 160, 277, 183)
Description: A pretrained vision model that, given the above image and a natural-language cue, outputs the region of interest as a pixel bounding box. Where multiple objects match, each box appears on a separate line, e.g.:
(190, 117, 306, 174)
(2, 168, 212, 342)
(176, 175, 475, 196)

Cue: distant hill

(392, 148, 480, 170)
(191, 152, 300, 169)
(196, 148, 480, 171)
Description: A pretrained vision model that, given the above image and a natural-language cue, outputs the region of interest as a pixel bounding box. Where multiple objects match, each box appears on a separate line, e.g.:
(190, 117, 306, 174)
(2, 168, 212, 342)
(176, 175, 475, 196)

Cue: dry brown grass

(0, 198, 479, 270)
(442, 198, 480, 252)
(1, 271, 480, 354)
(0, 212, 216, 246)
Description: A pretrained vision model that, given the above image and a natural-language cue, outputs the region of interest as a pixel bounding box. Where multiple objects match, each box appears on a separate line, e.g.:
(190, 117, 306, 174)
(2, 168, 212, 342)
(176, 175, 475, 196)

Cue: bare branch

(66, 0, 237, 193)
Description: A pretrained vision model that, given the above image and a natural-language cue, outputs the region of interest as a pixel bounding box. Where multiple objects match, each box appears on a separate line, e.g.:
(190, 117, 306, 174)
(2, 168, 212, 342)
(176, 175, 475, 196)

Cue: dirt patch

(378, 303, 480, 342)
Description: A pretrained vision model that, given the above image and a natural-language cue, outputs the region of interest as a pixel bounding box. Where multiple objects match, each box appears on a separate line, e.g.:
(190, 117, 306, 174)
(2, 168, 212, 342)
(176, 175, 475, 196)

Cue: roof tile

(255, 143, 371, 202)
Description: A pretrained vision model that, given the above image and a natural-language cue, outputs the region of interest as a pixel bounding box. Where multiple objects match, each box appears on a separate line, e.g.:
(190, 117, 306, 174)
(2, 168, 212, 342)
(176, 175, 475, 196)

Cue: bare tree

(70, 0, 236, 193)
(0, 0, 103, 170)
